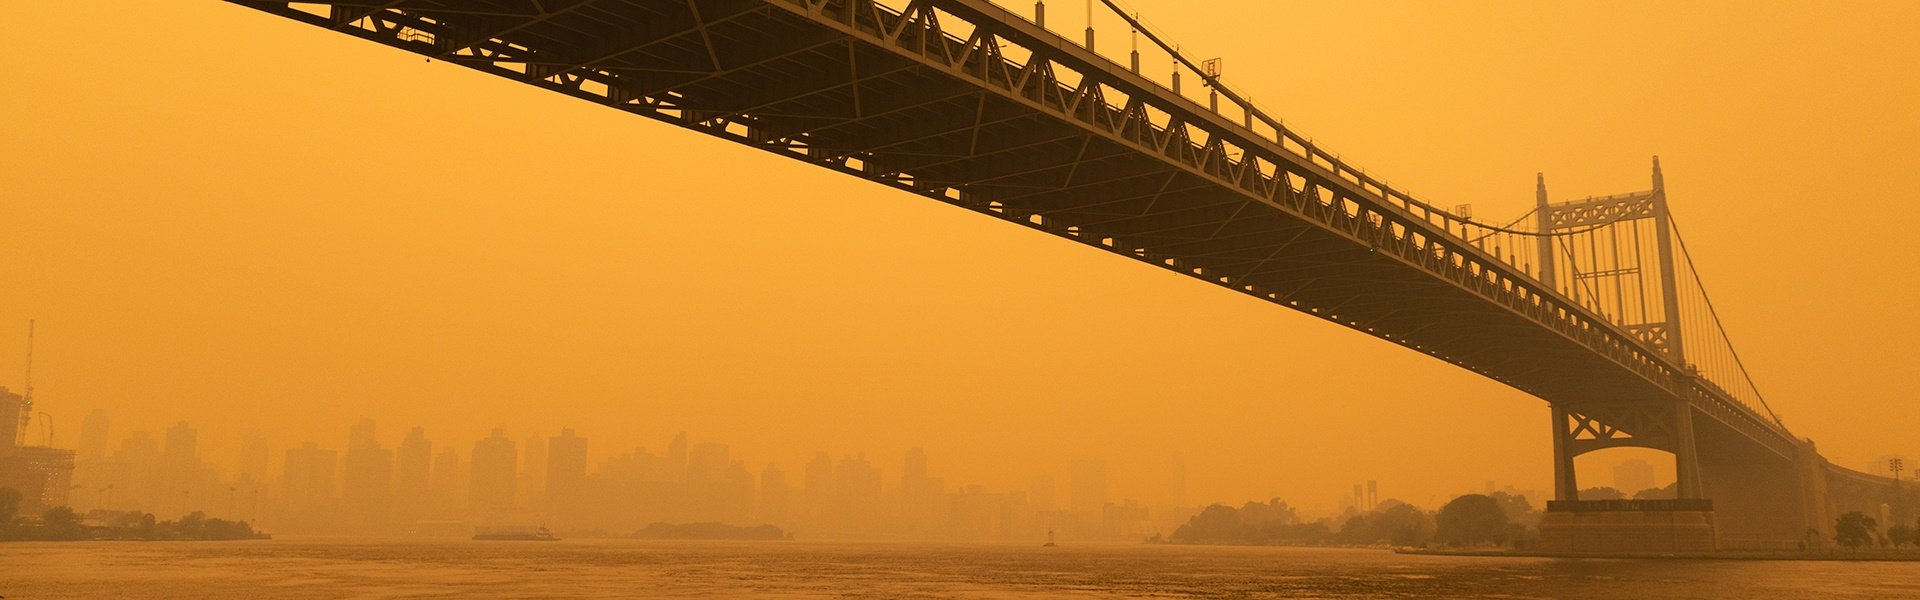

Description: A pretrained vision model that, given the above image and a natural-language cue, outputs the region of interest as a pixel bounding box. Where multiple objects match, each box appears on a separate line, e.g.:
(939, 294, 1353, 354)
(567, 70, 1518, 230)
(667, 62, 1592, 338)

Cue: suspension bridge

(223, 0, 1907, 551)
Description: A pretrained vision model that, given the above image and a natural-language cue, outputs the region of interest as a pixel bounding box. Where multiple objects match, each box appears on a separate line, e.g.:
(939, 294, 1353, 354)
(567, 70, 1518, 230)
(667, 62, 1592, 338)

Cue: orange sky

(1, 0, 1915, 512)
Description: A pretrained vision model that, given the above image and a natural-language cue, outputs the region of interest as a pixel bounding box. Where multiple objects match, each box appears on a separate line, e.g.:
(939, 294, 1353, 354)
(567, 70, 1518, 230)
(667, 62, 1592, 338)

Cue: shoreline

(1398, 547, 1920, 562)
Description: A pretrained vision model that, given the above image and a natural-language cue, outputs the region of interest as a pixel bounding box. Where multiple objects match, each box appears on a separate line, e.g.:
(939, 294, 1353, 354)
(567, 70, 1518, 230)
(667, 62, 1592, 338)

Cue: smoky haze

(0, 0, 1915, 537)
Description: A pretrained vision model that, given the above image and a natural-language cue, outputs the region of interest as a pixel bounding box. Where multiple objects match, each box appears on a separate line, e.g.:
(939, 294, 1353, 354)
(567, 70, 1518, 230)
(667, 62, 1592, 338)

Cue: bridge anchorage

(224, 0, 1913, 552)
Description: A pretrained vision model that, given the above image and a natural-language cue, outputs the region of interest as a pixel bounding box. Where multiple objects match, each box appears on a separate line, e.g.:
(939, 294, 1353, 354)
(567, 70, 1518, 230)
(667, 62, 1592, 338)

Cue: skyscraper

(395, 426, 433, 518)
(283, 442, 338, 511)
(470, 428, 517, 513)
(757, 463, 790, 525)
(341, 420, 394, 525)
(1614, 459, 1657, 495)
(164, 421, 199, 469)
(77, 409, 110, 460)
(545, 428, 588, 516)
(520, 431, 547, 507)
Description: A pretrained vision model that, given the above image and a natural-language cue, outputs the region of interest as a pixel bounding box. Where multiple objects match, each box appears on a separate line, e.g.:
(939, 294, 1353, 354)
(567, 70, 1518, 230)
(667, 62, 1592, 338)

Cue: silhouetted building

(78, 409, 110, 460)
(546, 428, 588, 517)
(283, 442, 337, 511)
(520, 431, 546, 507)
(395, 426, 432, 518)
(0, 446, 75, 515)
(900, 447, 945, 533)
(341, 420, 393, 527)
(470, 428, 517, 513)
(1614, 459, 1656, 495)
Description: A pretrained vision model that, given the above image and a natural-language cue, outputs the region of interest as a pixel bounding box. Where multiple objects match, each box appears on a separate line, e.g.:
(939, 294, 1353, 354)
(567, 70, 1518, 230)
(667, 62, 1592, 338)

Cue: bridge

(224, 0, 1910, 550)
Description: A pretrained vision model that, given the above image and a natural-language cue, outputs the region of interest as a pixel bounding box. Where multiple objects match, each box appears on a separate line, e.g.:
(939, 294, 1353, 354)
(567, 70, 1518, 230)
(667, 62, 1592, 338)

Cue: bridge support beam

(1672, 397, 1704, 499)
(1550, 405, 1578, 502)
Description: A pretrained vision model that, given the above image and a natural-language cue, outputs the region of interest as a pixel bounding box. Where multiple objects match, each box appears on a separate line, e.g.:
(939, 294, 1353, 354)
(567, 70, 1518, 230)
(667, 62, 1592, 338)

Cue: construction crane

(17, 319, 33, 447)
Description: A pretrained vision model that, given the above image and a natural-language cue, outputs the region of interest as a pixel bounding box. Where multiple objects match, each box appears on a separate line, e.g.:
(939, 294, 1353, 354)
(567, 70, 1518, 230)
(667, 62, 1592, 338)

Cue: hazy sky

(2, 1, 1915, 512)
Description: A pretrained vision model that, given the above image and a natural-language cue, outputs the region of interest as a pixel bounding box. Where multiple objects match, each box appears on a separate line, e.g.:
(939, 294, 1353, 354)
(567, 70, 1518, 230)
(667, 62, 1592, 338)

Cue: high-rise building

(545, 428, 588, 515)
(341, 424, 393, 522)
(78, 409, 110, 460)
(395, 427, 433, 516)
(757, 463, 789, 525)
(834, 453, 883, 531)
(283, 442, 338, 511)
(803, 451, 834, 526)
(348, 418, 378, 451)
(164, 421, 199, 469)
(687, 443, 730, 483)
(470, 428, 517, 513)
(0, 387, 23, 448)
(668, 430, 691, 478)
(900, 448, 944, 532)
(1613, 459, 1657, 495)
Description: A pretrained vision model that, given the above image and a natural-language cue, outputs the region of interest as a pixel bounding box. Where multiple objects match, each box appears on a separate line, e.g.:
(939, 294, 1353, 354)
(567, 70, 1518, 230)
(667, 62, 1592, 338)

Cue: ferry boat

(473, 525, 560, 541)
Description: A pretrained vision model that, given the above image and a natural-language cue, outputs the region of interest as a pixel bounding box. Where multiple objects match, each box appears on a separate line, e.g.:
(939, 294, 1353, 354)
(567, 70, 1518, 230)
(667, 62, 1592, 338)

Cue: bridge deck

(226, 0, 1797, 459)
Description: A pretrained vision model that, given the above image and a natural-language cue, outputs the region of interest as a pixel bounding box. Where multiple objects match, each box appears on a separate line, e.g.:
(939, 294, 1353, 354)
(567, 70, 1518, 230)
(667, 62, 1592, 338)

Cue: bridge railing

(994, 0, 1788, 438)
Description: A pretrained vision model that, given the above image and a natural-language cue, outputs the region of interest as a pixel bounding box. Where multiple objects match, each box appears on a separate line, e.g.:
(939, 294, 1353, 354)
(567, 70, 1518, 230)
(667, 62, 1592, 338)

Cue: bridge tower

(1536, 158, 1718, 552)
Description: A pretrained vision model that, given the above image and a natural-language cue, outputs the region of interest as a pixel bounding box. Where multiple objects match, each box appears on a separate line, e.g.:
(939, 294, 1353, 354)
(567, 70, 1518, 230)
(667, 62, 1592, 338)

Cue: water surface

(3, 538, 1914, 598)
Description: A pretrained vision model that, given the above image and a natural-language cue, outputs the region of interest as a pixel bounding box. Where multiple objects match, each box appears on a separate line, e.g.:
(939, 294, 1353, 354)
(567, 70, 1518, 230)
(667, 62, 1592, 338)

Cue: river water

(3, 539, 1915, 599)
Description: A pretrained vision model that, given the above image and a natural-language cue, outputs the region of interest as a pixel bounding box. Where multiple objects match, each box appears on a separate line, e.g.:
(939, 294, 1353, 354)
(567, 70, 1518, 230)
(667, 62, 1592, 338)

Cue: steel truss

(225, 0, 1797, 459)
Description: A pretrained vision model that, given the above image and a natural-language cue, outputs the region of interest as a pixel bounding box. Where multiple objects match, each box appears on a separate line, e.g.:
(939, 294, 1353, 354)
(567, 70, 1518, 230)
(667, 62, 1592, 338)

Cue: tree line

(0, 486, 264, 541)
(1159, 492, 1539, 548)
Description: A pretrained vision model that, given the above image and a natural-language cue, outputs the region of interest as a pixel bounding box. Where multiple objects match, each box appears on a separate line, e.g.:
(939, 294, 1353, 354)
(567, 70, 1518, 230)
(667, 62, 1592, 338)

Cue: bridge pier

(1539, 400, 1722, 553)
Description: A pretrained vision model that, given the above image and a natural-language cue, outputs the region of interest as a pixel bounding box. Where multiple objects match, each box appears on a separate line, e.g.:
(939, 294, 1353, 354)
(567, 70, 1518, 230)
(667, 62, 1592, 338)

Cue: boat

(1043, 530, 1057, 547)
(473, 525, 560, 541)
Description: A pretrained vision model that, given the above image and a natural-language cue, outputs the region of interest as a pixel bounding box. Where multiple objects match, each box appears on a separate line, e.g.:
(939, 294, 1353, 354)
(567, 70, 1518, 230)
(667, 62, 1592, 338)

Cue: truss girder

(226, 0, 1798, 460)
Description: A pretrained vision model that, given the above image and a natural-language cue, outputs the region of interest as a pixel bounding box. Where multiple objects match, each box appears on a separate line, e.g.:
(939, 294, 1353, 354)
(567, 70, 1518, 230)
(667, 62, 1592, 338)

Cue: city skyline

(49, 405, 1562, 537)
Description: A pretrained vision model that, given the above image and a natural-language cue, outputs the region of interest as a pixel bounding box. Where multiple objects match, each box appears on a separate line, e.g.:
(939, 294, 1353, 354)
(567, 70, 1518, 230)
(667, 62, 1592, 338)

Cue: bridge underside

(230, 0, 1687, 410)
(227, 0, 1839, 546)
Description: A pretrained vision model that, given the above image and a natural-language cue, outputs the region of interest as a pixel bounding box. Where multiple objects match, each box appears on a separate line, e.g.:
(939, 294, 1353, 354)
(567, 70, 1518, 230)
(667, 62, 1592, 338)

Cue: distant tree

(1435, 494, 1510, 547)
(40, 506, 84, 540)
(1578, 487, 1625, 500)
(1485, 491, 1540, 528)
(1834, 512, 1878, 550)
(1631, 483, 1677, 500)
(1889, 524, 1914, 549)
(0, 486, 20, 537)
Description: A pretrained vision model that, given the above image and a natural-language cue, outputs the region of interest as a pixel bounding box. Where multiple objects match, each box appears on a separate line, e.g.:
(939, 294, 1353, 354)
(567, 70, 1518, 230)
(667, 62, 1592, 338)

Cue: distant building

(341, 419, 394, 525)
(520, 432, 546, 507)
(757, 463, 790, 525)
(470, 428, 517, 513)
(395, 427, 433, 517)
(545, 428, 588, 516)
(0, 387, 77, 514)
(1613, 459, 1657, 495)
(283, 442, 338, 511)
(77, 409, 110, 460)
(0, 446, 76, 515)
(0, 387, 22, 447)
